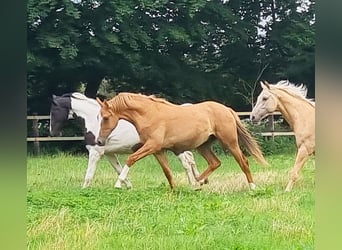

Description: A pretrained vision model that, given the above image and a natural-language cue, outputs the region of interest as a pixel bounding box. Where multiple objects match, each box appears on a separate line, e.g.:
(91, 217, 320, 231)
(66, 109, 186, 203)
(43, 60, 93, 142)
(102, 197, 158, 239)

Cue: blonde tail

(231, 110, 268, 166)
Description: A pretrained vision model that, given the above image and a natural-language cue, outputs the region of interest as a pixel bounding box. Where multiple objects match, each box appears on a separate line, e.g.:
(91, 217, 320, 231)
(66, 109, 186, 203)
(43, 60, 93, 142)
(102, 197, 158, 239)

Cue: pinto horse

(250, 80, 315, 191)
(97, 93, 268, 190)
(49, 93, 201, 189)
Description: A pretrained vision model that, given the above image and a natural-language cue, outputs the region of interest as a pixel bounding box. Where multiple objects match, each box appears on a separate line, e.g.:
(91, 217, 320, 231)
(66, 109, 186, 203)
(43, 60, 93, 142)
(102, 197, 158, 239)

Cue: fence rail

(27, 136, 85, 142)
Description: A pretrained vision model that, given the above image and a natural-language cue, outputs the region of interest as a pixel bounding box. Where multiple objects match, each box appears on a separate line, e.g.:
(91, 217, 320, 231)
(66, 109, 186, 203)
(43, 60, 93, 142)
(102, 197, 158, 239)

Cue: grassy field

(27, 151, 315, 250)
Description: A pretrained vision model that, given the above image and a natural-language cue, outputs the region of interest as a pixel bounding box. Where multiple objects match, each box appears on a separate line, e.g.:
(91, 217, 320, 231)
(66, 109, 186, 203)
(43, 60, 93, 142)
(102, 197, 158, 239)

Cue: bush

(211, 118, 296, 156)
(242, 117, 296, 155)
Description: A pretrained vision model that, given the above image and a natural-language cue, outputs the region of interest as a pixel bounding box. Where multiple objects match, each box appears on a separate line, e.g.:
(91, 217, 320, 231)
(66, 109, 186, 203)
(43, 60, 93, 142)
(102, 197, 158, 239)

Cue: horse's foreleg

(285, 146, 310, 192)
(114, 142, 160, 188)
(154, 151, 175, 189)
(83, 146, 103, 188)
(177, 151, 201, 189)
(105, 154, 132, 189)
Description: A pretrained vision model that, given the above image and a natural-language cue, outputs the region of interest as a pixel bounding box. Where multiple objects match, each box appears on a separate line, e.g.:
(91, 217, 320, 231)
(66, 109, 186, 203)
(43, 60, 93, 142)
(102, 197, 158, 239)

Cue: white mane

(71, 92, 99, 107)
(272, 80, 315, 106)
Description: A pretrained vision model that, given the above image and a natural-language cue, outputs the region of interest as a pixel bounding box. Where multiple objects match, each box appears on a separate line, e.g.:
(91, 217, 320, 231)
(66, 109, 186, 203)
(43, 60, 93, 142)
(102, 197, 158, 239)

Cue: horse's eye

(262, 96, 268, 101)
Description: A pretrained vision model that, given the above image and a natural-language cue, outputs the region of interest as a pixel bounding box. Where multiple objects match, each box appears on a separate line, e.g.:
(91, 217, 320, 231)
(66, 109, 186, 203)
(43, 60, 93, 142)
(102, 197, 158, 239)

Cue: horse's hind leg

(228, 144, 256, 190)
(105, 154, 132, 189)
(195, 143, 221, 183)
(285, 145, 310, 192)
(154, 150, 175, 189)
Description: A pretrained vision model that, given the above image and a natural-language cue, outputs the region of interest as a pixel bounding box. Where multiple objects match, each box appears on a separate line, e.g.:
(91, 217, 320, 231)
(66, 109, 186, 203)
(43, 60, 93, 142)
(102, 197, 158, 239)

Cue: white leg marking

(106, 154, 133, 189)
(119, 165, 130, 181)
(82, 147, 102, 188)
(249, 182, 257, 190)
(177, 152, 197, 187)
(115, 165, 130, 188)
(114, 179, 122, 188)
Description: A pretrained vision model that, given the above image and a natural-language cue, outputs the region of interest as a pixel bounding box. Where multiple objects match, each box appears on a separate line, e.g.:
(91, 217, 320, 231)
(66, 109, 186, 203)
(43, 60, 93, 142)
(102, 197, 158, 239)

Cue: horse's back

(196, 101, 237, 123)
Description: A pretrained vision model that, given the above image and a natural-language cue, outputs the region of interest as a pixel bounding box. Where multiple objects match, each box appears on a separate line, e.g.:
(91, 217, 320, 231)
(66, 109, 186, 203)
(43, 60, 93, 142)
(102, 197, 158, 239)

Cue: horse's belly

(164, 132, 211, 151)
(104, 143, 135, 154)
(163, 120, 213, 150)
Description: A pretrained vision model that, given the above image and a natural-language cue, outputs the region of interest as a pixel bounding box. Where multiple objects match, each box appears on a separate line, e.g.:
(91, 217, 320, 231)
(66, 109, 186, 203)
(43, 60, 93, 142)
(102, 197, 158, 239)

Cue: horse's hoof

(114, 180, 122, 188)
(249, 183, 257, 190)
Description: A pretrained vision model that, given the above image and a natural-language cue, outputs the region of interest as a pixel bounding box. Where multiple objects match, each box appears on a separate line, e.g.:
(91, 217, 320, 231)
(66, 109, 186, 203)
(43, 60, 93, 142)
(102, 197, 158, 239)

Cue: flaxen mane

(107, 92, 175, 111)
(271, 80, 315, 107)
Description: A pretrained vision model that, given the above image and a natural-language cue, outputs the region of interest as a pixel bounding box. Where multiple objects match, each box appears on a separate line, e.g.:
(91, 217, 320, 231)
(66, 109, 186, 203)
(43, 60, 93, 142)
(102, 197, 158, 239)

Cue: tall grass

(27, 152, 314, 249)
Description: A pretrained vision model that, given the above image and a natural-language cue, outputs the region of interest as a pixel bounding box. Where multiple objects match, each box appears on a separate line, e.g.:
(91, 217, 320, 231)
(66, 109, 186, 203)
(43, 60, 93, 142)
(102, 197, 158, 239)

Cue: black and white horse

(49, 93, 201, 189)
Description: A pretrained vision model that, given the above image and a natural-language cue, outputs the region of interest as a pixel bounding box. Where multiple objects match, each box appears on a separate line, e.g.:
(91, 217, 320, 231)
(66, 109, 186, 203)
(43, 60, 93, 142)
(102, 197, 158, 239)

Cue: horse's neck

(72, 100, 101, 134)
(276, 92, 313, 132)
(115, 104, 151, 133)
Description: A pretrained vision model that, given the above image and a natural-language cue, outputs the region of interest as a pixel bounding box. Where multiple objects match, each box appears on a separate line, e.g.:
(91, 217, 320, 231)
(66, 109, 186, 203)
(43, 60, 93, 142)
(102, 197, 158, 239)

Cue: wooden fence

(27, 112, 294, 141)
(27, 112, 294, 154)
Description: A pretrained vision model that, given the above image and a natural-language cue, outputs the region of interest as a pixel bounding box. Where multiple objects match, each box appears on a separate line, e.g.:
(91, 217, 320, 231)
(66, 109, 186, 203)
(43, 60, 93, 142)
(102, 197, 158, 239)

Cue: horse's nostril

(97, 139, 104, 146)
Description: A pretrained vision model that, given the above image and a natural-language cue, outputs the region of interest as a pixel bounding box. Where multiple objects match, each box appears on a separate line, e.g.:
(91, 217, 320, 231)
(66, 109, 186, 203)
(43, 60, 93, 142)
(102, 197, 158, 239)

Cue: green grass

(27, 152, 315, 250)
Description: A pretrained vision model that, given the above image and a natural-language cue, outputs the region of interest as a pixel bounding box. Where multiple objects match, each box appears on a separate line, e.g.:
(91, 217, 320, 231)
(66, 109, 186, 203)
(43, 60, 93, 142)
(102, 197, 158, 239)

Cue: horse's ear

(104, 100, 110, 108)
(96, 97, 104, 107)
(260, 81, 270, 89)
(52, 94, 58, 105)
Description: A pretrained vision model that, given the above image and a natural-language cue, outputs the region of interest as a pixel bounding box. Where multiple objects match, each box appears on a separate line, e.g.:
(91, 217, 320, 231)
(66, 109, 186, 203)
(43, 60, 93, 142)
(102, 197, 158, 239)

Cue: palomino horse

(250, 80, 315, 191)
(96, 93, 268, 190)
(49, 93, 201, 189)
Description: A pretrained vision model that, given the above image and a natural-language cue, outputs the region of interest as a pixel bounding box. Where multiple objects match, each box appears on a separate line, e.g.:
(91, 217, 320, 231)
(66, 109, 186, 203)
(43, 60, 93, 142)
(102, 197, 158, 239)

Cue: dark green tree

(27, 0, 315, 114)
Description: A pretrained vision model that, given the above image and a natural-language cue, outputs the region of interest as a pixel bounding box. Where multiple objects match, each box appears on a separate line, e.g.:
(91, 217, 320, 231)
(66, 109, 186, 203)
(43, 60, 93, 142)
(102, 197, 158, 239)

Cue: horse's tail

(230, 110, 269, 166)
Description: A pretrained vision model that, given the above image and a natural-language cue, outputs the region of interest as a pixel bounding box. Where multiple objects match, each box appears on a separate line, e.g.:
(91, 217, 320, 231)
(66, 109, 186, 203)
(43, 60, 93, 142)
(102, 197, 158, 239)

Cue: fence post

(268, 114, 275, 141)
(32, 113, 40, 155)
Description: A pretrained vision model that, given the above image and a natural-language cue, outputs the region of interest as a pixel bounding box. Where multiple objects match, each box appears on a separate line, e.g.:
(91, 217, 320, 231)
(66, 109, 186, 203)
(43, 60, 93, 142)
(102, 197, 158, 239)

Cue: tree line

(27, 0, 315, 114)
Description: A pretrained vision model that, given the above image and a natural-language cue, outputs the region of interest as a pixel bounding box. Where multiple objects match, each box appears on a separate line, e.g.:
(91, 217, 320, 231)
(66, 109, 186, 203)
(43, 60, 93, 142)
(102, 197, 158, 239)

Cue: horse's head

(250, 81, 278, 123)
(49, 94, 71, 136)
(96, 97, 119, 146)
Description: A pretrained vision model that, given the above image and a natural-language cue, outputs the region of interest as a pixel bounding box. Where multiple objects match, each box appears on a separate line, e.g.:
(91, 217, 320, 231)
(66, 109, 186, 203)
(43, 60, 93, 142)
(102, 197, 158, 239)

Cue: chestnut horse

(97, 93, 268, 190)
(49, 93, 202, 189)
(250, 80, 315, 191)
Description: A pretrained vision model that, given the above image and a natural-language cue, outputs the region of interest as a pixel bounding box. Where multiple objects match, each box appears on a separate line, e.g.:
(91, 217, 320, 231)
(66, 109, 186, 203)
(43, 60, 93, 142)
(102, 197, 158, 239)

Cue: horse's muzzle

(250, 115, 261, 125)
